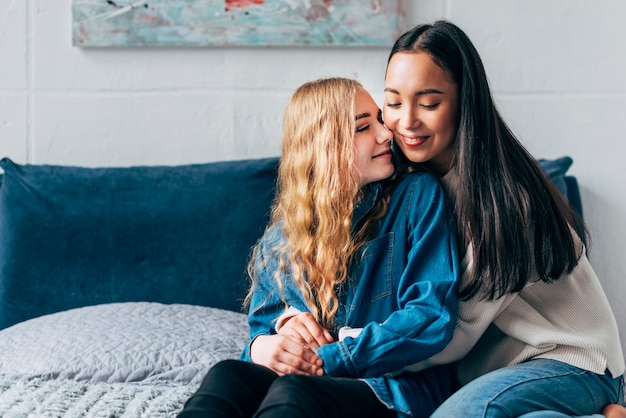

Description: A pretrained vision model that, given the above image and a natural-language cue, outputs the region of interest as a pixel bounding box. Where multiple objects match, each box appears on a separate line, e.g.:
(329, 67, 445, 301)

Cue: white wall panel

(31, 91, 287, 166)
(0, 94, 28, 164)
(0, 0, 27, 89)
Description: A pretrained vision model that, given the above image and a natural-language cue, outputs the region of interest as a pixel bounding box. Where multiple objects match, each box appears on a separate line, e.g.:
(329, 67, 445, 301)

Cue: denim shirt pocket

(347, 232, 394, 313)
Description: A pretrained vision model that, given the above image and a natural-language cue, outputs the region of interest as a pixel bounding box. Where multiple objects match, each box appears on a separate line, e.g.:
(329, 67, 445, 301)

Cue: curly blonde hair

(246, 77, 386, 329)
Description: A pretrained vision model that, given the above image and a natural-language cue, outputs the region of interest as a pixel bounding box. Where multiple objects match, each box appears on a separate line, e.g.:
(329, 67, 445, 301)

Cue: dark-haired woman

(383, 20, 625, 418)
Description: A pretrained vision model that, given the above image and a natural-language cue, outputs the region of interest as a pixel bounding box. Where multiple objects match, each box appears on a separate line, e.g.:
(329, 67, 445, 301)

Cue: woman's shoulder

(257, 222, 285, 253)
(387, 171, 449, 212)
(393, 170, 444, 195)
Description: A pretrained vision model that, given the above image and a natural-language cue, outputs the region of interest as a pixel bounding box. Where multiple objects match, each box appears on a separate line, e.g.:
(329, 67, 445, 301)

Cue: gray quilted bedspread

(0, 302, 250, 417)
(0, 378, 194, 417)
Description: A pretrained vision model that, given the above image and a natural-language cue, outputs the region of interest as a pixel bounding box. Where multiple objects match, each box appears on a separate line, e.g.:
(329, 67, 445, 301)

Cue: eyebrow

(355, 112, 370, 121)
(384, 87, 444, 96)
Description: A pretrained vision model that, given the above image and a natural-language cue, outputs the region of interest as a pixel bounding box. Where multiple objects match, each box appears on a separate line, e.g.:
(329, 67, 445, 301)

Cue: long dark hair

(388, 20, 586, 300)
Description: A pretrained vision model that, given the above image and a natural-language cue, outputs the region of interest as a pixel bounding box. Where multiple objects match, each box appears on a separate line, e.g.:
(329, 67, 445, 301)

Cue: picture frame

(72, 0, 406, 47)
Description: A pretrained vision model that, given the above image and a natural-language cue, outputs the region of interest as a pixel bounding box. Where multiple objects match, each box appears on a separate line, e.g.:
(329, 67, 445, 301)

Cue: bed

(0, 155, 580, 416)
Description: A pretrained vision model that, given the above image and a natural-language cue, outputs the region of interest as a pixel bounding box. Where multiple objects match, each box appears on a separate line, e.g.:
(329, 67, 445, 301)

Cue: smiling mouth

(401, 135, 428, 146)
(373, 149, 392, 158)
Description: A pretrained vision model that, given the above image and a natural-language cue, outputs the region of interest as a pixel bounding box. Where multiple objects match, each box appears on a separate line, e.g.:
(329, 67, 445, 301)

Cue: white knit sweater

(407, 169, 625, 384)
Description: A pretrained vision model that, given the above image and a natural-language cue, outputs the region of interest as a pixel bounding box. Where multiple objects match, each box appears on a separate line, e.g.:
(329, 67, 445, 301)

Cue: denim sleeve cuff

(317, 340, 358, 377)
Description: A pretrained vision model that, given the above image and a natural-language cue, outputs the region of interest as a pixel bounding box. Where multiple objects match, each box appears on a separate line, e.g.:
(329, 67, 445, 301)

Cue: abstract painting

(72, 0, 406, 47)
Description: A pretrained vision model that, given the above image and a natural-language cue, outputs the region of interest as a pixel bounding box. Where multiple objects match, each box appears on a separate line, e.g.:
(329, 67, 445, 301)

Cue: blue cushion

(0, 157, 278, 330)
(538, 156, 572, 198)
(537, 156, 583, 219)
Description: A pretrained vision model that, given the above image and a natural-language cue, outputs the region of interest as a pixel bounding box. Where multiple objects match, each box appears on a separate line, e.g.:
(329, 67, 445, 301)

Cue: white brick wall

(2, 0, 625, 363)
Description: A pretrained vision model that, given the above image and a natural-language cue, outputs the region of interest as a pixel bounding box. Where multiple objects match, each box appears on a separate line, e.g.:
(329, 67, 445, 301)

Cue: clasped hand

(249, 312, 334, 376)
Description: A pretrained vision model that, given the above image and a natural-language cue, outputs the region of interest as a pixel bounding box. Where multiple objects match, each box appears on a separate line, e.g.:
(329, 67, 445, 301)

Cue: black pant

(177, 359, 396, 418)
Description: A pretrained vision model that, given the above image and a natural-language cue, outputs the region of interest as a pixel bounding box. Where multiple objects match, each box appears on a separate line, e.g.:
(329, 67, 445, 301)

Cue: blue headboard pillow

(0, 157, 278, 330)
(537, 156, 583, 220)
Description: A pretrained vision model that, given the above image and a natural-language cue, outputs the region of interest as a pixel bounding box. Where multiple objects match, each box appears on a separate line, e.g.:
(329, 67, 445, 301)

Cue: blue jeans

(431, 359, 624, 418)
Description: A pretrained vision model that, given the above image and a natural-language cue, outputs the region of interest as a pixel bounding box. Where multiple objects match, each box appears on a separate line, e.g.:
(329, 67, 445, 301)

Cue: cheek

(434, 109, 457, 137)
(382, 109, 395, 128)
(353, 149, 370, 171)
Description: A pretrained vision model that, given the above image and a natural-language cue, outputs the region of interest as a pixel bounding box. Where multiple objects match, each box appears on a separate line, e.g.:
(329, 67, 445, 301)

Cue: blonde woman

(178, 77, 460, 418)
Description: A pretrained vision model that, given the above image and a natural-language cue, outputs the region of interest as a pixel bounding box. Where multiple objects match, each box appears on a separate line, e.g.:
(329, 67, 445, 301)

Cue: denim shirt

(240, 172, 460, 416)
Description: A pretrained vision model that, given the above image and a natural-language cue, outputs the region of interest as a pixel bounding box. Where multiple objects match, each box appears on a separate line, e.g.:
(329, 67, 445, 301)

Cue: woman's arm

(399, 241, 523, 373)
(317, 174, 461, 378)
(239, 229, 326, 375)
(405, 280, 515, 372)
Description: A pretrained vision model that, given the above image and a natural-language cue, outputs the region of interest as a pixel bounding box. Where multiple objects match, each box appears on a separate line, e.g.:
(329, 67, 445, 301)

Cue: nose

(377, 123, 393, 144)
(399, 104, 420, 131)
